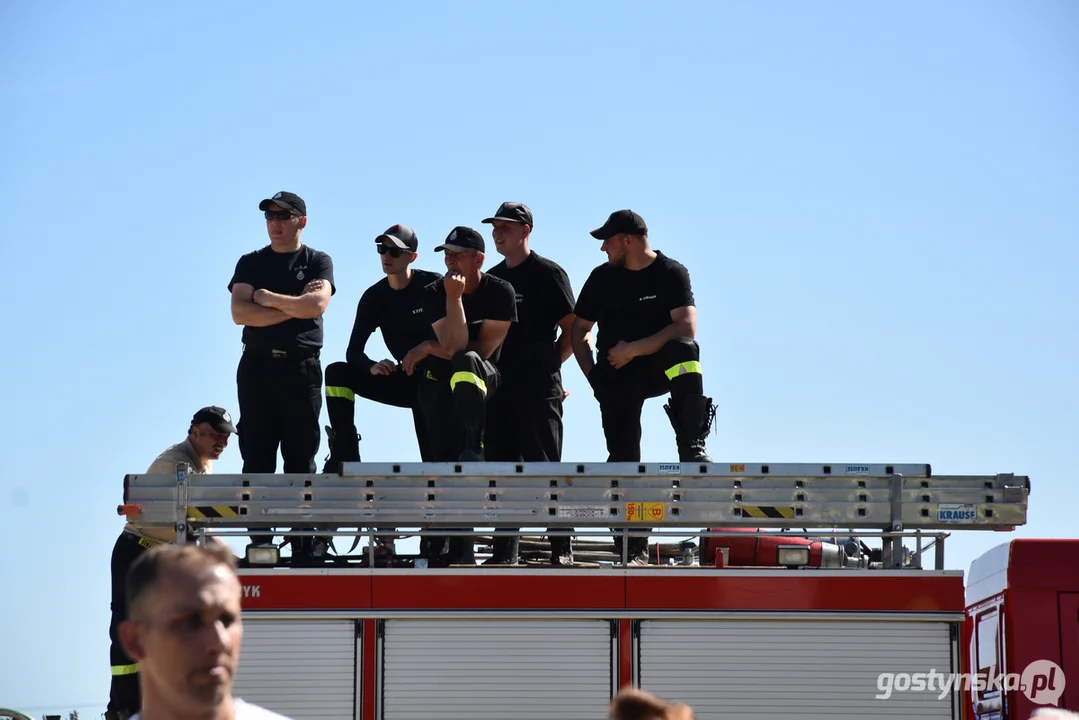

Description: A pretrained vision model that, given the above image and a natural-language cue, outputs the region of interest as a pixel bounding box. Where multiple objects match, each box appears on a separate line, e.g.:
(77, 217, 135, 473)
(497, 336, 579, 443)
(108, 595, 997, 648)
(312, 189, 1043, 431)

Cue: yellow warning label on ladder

(625, 502, 666, 522)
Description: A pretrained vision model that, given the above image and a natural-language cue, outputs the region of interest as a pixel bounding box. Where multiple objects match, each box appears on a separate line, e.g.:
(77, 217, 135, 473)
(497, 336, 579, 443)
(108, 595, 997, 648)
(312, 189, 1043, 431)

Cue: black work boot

(664, 394, 717, 462)
(459, 423, 485, 462)
(549, 536, 573, 566)
(446, 535, 476, 565)
(420, 535, 448, 565)
(483, 536, 520, 565)
(322, 425, 361, 474)
(293, 535, 331, 566)
(613, 536, 650, 566)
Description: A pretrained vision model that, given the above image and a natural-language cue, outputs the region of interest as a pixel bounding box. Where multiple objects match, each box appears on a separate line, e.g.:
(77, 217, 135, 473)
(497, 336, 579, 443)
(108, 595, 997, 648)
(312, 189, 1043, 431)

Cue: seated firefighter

(417, 225, 517, 565)
(107, 406, 237, 720)
(571, 209, 717, 564)
(322, 224, 443, 469)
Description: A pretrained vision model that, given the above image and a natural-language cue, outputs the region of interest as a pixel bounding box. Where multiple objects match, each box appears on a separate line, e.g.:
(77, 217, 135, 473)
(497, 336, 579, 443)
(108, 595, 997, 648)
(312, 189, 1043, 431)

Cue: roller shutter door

(232, 619, 358, 720)
(639, 619, 956, 719)
(382, 619, 613, 719)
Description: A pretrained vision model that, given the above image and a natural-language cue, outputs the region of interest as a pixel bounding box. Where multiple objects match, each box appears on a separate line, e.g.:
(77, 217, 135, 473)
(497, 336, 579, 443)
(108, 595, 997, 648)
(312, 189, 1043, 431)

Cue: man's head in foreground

(120, 543, 243, 717)
(610, 687, 696, 720)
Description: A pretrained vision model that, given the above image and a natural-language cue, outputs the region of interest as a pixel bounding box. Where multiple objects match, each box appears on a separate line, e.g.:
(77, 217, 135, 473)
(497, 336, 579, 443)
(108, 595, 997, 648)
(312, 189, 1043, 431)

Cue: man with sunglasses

(571, 209, 717, 565)
(479, 202, 577, 566)
(322, 224, 442, 471)
(417, 226, 517, 565)
(106, 406, 238, 720)
(228, 191, 335, 564)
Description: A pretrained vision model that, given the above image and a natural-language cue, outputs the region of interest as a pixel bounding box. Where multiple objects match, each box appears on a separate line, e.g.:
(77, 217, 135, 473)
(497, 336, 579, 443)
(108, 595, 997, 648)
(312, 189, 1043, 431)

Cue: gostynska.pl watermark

(876, 660, 1066, 706)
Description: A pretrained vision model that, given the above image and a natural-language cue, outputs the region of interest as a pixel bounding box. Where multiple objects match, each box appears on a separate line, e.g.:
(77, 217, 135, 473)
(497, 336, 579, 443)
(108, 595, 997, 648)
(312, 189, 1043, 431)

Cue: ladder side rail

(120, 468, 1030, 535)
(338, 461, 934, 478)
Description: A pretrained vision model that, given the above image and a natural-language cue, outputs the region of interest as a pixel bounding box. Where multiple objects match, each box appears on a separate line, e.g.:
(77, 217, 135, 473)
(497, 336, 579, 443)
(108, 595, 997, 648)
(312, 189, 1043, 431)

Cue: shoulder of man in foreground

(1030, 710, 1079, 720)
(131, 699, 294, 720)
(234, 698, 296, 719)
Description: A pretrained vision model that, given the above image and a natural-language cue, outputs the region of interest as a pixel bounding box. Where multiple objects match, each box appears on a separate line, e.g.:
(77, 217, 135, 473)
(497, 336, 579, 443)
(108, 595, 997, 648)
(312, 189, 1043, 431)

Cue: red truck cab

(964, 538, 1079, 719)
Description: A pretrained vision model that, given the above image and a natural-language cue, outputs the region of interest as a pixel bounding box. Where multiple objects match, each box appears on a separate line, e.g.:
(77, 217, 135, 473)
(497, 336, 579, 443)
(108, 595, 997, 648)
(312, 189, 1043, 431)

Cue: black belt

(244, 346, 320, 359)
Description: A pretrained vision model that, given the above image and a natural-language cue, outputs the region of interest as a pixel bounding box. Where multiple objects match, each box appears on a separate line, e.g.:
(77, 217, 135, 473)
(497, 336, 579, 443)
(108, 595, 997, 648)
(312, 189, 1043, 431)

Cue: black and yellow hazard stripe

(741, 505, 797, 519)
(187, 506, 241, 519)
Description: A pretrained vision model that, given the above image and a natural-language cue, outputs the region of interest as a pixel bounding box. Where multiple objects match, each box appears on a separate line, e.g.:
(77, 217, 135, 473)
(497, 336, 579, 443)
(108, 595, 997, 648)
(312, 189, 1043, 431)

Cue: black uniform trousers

(416, 351, 501, 461)
(484, 378, 563, 463)
(107, 531, 154, 719)
(415, 350, 501, 563)
(588, 337, 705, 559)
(236, 348, 323, 472)
(485, 361, 567, 562)
(324, 361, 433, 462)
(588, 337, 704, 462)
(237, 348, 323, 545)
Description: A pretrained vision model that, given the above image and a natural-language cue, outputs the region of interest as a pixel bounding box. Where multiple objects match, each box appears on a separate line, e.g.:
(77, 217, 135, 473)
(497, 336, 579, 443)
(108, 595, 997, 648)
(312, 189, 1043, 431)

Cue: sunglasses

(377, 244, 407, 258)
(264, 210, 297, 221)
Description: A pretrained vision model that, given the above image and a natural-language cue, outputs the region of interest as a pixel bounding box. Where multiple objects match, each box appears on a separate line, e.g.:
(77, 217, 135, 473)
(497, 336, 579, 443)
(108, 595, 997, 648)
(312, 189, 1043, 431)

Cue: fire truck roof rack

(120, 461, 1030, 559)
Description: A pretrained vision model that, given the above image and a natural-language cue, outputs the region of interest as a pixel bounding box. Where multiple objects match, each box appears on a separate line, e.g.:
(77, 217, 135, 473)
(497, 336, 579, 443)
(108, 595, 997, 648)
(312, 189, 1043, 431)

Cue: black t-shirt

(573, 251, 694, 356)
(422, 273, 517, 372)
(228, 245, 336, 351)
(487, 252, 575, 377)
(346, 269, 443, 367)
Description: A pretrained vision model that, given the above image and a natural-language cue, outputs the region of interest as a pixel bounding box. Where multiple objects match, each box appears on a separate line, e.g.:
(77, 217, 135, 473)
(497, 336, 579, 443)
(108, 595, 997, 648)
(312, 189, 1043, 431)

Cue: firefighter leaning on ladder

(106, 406, 238, 720)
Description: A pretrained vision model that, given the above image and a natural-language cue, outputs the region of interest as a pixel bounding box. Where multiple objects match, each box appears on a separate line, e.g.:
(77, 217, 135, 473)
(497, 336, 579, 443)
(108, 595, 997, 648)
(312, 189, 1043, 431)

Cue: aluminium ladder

(118, 461, 1030, 568)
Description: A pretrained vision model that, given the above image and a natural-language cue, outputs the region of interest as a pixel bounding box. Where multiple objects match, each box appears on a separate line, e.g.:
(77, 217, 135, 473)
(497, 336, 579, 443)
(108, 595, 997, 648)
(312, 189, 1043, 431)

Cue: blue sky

(2, 1, 1076, 716)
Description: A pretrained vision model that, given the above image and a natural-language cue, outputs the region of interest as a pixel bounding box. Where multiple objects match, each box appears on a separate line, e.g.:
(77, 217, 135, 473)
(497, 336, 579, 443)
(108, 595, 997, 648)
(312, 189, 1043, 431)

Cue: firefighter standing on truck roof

(571, 209, 717, 565)
(322, 224, 443, 470)
(417, 225, 517, 566)
(480, 202, 577, 566)
(106, 406, 237, 720)
(228, 191, 335, 565)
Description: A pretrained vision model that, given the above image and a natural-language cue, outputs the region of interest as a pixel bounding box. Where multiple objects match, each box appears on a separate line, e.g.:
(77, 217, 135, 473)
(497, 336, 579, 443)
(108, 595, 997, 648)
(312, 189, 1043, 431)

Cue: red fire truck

(122, 460, 1036, 719)
(964, 538, 1079, 719)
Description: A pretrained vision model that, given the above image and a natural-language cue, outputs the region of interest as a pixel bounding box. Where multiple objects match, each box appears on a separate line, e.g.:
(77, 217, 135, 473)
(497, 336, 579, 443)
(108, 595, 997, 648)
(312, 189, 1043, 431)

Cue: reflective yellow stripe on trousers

(449, 371, 487, 395)
(326, 386, 355, 401)
(664, 361, 703, 380)
(111, 663, 139, 676)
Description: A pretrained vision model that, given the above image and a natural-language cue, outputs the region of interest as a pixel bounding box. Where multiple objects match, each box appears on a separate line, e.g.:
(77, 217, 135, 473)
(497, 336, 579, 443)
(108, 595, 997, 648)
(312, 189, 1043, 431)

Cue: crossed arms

(230, 279, 333, 327)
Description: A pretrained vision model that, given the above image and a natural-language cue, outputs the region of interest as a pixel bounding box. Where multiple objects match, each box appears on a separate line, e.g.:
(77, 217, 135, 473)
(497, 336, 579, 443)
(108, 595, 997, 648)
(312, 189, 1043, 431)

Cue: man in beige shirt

(106, 406, 237, 720)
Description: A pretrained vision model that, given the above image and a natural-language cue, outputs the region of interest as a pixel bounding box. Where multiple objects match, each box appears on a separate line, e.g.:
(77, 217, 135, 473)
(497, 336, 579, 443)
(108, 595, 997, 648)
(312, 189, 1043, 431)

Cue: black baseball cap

(482, 202, 533, 228)
(191, 406, 238, 434)
(258, 191, 307, 216)
(590, 209, 648, 239)
(375, 224, 418, 251)
(435, 226, 485, 253)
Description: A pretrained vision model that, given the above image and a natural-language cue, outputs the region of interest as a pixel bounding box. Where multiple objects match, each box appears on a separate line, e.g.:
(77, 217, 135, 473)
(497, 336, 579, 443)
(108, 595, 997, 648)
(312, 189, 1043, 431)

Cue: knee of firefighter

(663, 336, 700, 362)
(450, 352, 489, 394)
(451, 350, 484, 372)
(324, 361, 351, 386)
